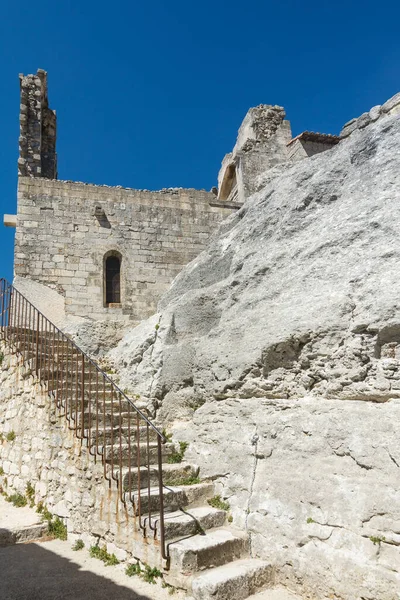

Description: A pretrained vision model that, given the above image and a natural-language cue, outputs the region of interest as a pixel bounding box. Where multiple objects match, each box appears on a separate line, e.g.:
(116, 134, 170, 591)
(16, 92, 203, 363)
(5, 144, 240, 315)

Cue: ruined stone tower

(18, 69, 57, 179)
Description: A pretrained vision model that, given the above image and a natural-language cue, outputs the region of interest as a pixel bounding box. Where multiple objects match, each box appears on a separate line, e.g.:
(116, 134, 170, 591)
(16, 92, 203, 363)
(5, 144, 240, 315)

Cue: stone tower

(18, 69, 57, 179)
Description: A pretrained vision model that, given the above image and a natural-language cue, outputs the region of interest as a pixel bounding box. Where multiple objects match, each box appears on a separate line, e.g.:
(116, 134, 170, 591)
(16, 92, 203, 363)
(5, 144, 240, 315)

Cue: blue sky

(1, 0, 399, 283)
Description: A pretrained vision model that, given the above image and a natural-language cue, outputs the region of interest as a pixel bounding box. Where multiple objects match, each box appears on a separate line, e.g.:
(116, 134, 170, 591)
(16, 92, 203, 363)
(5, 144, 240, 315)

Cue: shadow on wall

(1, 538, 152, 600)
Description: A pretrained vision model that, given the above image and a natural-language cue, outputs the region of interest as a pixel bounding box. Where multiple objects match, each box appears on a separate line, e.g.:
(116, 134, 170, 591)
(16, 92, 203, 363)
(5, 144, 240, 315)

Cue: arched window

(104, 252, 121, 307)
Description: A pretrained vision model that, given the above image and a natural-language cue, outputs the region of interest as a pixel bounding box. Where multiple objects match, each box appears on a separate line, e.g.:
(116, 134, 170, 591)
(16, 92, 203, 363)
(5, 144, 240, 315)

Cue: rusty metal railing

(0, 278, 168, 560)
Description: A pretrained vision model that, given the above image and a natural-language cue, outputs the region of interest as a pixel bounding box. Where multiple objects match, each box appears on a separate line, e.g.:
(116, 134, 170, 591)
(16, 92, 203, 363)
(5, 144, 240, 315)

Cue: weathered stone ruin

(1, 70, 400, 599)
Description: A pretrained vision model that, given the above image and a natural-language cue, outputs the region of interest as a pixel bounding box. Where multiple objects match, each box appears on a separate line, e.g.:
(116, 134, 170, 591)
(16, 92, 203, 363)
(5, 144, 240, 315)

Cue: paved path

(0, 495, 304, 600)
(0, 495, 184, 600)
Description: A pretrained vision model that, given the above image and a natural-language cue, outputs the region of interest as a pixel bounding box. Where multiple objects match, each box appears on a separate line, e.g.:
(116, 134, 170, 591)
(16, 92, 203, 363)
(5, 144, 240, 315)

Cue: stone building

(216, 105, 339, 205)
(4, 69, 338, 328)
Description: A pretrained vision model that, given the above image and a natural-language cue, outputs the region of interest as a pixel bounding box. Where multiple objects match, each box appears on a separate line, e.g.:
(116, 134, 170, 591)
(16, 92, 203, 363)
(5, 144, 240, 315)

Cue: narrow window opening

(105, 255, 121, 306)
(219, 164, 237, 201)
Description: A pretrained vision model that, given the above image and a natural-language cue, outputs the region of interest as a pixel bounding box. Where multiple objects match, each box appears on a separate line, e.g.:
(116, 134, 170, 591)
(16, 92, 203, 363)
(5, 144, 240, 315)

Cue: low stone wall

(0, 343, 160, 565)
(340, 91, 400, 138)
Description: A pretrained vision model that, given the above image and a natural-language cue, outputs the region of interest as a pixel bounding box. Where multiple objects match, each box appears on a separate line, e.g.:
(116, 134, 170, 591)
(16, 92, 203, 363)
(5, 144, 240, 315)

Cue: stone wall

(0, 344, 160, 565)
(14, 177, 235, 325)
(217, 105, 292, 204)
(286, 138, 339, 162)
(18, 70, 57, 179)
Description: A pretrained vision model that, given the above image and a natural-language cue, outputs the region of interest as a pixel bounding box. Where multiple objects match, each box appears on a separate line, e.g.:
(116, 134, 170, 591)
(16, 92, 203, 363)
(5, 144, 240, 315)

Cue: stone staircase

(26, 331, 274, 597)
(0, 281, 275, 599)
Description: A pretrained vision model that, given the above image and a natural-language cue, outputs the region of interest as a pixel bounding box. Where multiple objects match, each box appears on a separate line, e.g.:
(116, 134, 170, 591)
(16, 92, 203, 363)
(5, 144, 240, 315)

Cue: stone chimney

(18, 69, 57, 179)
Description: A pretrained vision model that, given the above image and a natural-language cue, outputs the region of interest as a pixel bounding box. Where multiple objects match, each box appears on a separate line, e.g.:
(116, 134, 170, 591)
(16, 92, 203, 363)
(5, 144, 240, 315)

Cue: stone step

(162, 505, 227, 539)
(246, 587, 302, 600)
(117, 461, 199, 489)
(0, 522, 48, 547)
(126, 482, 214, 515)
(167, 529, 248, 588)
(76, 411, 132, 426)
(86, 424, 160, 444)
(190, 558, 274, 600)
(102, 441, 174, 466)
(0, 495, 49, 547)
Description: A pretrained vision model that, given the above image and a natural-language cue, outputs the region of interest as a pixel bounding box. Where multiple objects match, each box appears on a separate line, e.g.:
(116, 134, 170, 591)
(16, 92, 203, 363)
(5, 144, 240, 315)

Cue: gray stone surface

(191, 558, 273, 600)
(111, 108, 400, 413)
(109, 106, 400, 598)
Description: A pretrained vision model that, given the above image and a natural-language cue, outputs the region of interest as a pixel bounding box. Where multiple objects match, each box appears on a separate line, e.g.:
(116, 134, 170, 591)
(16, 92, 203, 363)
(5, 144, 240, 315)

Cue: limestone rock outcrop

(109, 102, 400, 598)
(111, 105, 400, 415)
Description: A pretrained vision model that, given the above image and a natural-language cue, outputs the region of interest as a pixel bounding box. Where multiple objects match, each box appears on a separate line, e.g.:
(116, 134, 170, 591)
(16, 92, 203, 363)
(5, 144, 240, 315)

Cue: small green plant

(38, 505, 67, 540)
(142, 565, 162, 584)
(167, 475, 200, 486)
(207, 495, 230, 511)
(0, 352, 4, 365)
(155, 324, 160, 331)
(48, 517, 68, 540)
(40, 506, 53, 522)
(7, 493, 27, 507)
(0, 466, 4, 476)
(26, 482, 35, 507)
(307, 517, 315, 524)
(125, 562, 162, 584)
(370, 535, 386, 545)
(126, 562, 142, 577)
(72, 539, 85, 551)
(162, 429, 173, 442)
(168, 441, 189, 464)
(89, 545, 119, 566)
(228, 514, 233, 523)
(162, 582, 176, 595)
(6, 431, 16, 442)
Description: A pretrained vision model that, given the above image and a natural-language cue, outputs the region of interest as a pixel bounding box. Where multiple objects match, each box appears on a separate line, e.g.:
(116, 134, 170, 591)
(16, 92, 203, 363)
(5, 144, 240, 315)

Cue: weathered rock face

(109, 103, 400, 598)
(111, 108, 400, 415)
(177, 397, 400, 600)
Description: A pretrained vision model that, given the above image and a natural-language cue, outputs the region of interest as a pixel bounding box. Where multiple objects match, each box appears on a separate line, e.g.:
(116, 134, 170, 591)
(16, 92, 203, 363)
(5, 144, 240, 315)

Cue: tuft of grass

(0, 466, 4, 476)
(125, 562, 162, 584)
(126, 562, 142, 577)
(38, 504, 67, 540)
(307, 517, 315, 524)
(7, 493, 27, 507)
(48, 517, 68, 540)
(228, 514, 233, 523)
(370, 535, 386, 545)
(0, 352, 4, 365)
(162, 429, 173, 442)
(26, 482, 35, 507)
(6, 431, 16, 442)
(167, 475, 200, 487)
(142, 565, 162, 584)
(89, 545, 119, 566)
(207, 495, 230, 512)
(72, 539, 85, 551)
(167, 441, 188, 464)
(162, 582, 176, 595)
